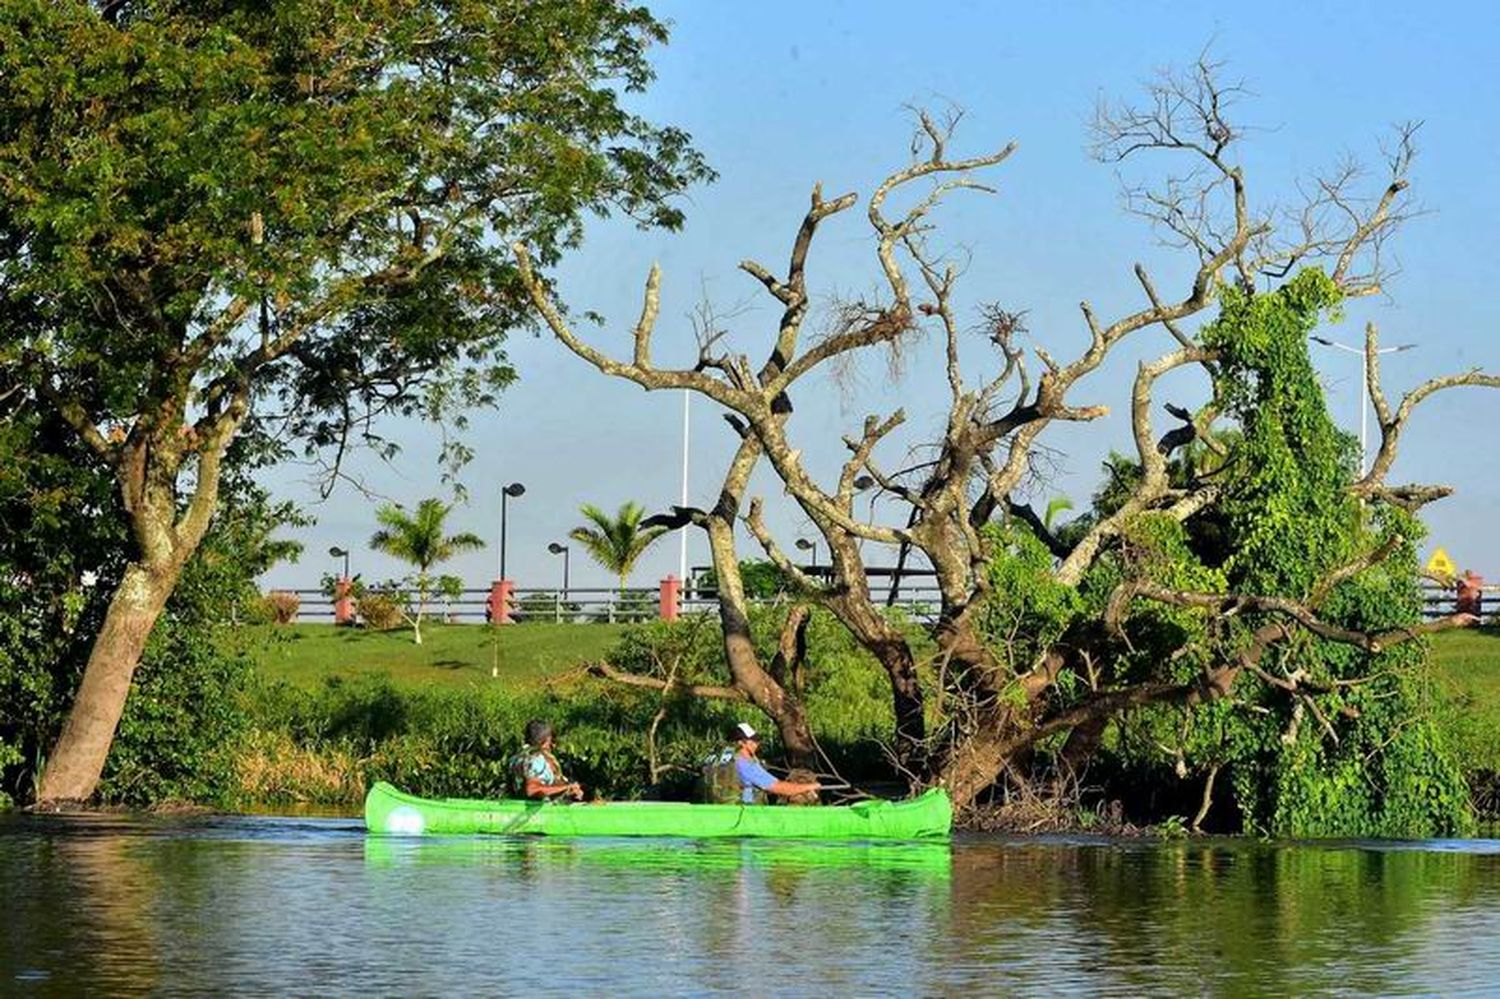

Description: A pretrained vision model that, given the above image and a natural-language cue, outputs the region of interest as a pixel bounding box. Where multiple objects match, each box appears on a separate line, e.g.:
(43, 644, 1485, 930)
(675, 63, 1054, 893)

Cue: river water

(3, 813, 1499, 996)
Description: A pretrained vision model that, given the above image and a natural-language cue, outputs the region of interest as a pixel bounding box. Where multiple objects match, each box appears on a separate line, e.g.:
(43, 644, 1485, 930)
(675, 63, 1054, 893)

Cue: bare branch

(589, 661, 747, 701)
(1357, 350, 1500, 494)
(512, 244, 746, 409)
(1055, 346, 1218, 584)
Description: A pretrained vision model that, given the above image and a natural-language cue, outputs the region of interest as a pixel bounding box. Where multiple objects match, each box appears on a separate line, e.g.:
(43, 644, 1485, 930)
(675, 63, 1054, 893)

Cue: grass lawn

(237, 621, 1500, 759)
(237, 622, 629, 690)
(1429, 627, 1500, 769)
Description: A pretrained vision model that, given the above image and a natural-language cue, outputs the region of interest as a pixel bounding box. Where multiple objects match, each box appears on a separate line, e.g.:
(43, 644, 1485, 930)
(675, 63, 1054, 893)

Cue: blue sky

(260, 0, 1500, 592)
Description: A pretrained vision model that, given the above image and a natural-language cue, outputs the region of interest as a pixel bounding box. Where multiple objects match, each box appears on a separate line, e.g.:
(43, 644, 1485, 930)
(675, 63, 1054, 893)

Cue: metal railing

(264, 578, 1490, 626)
(269, 583, 947, 625)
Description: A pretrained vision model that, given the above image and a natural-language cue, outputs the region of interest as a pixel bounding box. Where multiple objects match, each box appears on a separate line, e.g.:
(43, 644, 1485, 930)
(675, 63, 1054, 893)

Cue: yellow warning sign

(1425, 548, 1457, 580)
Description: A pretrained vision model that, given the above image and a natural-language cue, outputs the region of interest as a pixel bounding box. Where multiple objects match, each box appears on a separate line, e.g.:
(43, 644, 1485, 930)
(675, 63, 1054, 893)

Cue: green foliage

(99, 598, 253, 807)
(592, 587, 659, 623)
(999, 270, 1473, 837)
(238, 672, 731, 804)
(0, 408, 121, 803)
(694, 559, 796, 600)
(0, 0, 711, 475)
(0, 0, 708, 797)
(0, 402, 303, 805)
(569, 501, 669, 592)
(368, 497, 483, 640)
(370, 498, 484, 577)
(1121, 274, 1469, 836)
(980, 518, 1085, 672)
(1204, 270, 1358, 591)
(603, 608, 896, 773)
(513, 591, 583, 623)
(231, 607, 899, 805)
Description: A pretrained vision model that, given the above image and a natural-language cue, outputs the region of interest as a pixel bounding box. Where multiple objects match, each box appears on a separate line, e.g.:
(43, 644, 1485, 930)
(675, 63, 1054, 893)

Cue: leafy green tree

(0, 0, 710, 803)
(369, 498, 483, 645)
(569, 502, 669, 596)
(0, 400, 301, 805)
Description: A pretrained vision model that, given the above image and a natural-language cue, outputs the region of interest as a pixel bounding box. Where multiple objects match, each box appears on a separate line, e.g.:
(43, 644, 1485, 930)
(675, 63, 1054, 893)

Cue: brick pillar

(334, 577, 355, 626)
(659, 574, 681, 621)
(489, 579, 516, 625)
(1457, 572, 1484, 616)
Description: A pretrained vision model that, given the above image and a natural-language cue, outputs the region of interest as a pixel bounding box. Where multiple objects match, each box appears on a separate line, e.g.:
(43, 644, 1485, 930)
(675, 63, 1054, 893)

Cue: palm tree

(369, 498, 484, 644)
(568, 501, 669, 600)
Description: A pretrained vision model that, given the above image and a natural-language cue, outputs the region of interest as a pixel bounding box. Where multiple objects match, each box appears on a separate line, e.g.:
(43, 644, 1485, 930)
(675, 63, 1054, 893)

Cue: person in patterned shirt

(509, 719, 584, 801)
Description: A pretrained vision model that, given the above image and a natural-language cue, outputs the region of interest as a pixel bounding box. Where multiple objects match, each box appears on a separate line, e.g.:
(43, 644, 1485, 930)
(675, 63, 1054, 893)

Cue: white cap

(734, 722, 758, 740)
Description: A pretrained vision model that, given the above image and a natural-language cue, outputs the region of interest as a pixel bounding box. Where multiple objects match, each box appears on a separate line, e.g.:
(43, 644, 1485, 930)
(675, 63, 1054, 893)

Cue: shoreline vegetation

(62, 619, 1492, 834)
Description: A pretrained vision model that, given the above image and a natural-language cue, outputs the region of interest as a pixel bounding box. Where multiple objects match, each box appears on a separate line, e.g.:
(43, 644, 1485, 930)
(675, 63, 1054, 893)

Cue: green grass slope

(237, 622, 628, 690)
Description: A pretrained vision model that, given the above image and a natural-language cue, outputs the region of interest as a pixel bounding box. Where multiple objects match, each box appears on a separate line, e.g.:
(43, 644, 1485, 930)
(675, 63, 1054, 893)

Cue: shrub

(514, 590, 583, 623)
(233, 729, 364, 806)
(358, 593, 405, 631)
(588, 587, 657, 623)
(263, 590, 301, 625)
(97, 596, 254, 807)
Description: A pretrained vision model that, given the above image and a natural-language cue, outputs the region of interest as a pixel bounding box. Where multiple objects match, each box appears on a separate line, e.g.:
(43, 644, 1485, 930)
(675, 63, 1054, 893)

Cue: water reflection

(4, 814, 1500, 996)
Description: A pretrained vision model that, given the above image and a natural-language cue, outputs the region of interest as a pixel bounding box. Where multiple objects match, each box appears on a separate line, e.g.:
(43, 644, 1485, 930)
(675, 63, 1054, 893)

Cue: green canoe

(363, 781, 952, 840)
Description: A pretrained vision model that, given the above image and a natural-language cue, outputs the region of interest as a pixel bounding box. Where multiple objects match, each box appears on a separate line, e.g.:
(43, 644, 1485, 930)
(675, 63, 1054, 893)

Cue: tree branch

(588, 660, 747, 701)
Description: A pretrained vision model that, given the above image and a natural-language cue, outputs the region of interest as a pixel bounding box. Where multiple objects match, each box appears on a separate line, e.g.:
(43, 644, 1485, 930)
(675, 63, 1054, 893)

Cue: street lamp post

(328, 546, 352, 626)
(680, 389, 690, 582)
(499, 482, 526, 580)
(547, 542, 570, 601)
(795, 537, 819, 577)
(1310, 336, 1415, 473)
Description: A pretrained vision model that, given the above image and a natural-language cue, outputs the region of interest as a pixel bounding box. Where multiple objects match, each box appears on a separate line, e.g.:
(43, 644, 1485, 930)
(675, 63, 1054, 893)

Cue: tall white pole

(1311, 336, 1413, 476)
(679, 389, 689, 581)
(1358, 365, 1369, 475)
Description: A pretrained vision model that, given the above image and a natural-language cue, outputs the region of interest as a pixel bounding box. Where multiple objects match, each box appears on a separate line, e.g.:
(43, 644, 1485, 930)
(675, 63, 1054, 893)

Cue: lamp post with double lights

(1310, 335, 1415, 474)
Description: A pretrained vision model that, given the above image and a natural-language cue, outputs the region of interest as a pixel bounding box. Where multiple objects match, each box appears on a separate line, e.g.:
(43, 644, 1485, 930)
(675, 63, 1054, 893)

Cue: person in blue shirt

(728, 722, 823, 804)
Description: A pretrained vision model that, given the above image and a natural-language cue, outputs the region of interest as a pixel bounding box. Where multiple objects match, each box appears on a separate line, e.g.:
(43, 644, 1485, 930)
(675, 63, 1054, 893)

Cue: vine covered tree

(369, 498, 483, 645)
(518, 59, 1498, 833)
(0, 0, 711, 805)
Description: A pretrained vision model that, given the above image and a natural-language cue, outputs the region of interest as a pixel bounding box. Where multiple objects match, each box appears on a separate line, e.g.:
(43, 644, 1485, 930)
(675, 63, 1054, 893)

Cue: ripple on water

(3, 814, 1500, 995)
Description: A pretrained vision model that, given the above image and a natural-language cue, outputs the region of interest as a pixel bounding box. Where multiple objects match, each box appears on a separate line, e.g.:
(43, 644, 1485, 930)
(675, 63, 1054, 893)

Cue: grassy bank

(229, 616, 895, 809)
(229, 620, 1500, 817)
(1431, 628, 1500, 780)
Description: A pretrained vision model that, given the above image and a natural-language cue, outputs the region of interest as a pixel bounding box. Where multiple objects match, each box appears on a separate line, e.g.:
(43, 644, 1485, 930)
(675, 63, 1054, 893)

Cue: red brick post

(488, 579, 516, 625)
(1457, 571, 1485, 617)
(333, 577, 355, 626)
(659, 575, 681, 621)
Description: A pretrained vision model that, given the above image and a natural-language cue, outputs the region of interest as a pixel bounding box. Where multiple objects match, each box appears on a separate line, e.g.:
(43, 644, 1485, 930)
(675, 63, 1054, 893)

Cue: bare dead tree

(515, 65, 1497, 809)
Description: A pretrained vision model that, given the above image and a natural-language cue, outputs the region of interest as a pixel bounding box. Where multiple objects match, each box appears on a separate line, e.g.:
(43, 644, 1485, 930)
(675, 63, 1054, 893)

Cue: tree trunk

(940, 707, 1023, 811)
(35, 561, 177, 805)
(719, 604, 818, 768)
(868, 634, 926, 774)
(706, 515, 817, 768)
(414, 580, 426, 645)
